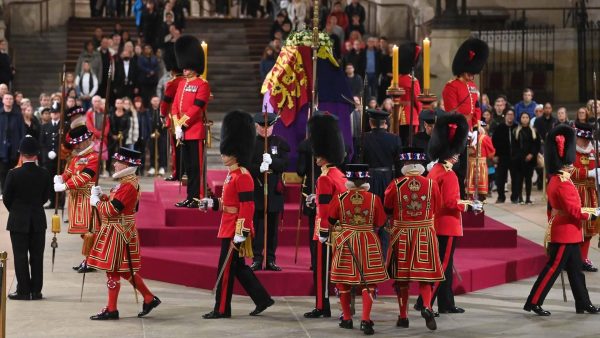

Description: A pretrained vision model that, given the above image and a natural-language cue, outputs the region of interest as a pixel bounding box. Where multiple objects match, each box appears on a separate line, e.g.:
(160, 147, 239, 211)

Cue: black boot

(202, 311, 231, 319)
(138, 296, 161, 317)
(396, 316, 409, 328)
(174, 199, 192, 207)
(339, 318, 353, 329)
(250, 261, 262, 271)
(249, 298, 274, 316)
(266, 262, 282, 271)
(524, 303, 551, 316)
(360, 320, 374, 335)
(303, 308, 331, 318)
(421, 308, 437, 330)
(576, 304, 600, 314)
(90, 307, 119, 320)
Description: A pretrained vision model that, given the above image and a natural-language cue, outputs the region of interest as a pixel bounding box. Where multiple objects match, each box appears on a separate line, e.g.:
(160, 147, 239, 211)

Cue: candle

(392, 44, 399, 88)
(423, 37, 430, 91)
(201, 41, 208, 79)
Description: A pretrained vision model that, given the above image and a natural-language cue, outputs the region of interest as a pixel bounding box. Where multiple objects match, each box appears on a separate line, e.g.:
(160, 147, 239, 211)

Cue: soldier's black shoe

(339, 319, 353, 329)
(72, 261, 84, 270)
(524, 304, 551, 316)
(90, 307, 119, 320)
(360, 320, 374, 335)
(495, 197, 505, 204)
(582, 262, 598, 272)
(202, 311, 231, 319)
(421, 308, 437, 330)
(186, 200, 199, 208)
(174, 199, 193, 207)
(439, 306, 465, 314)
(303, 308, 331, 318)
(250, 298, 274, 316)
(396, 316, 409, 328)
(31, 292, 43, 300)
(164, 175, 178, 181)
(138, 296, 161, 317)
(266, 262, 282, 271)
(250, 261, 262, 271)
(576, 304, 600, 314)
(8, 292, 30, 300)
(78, 265, 96, 273)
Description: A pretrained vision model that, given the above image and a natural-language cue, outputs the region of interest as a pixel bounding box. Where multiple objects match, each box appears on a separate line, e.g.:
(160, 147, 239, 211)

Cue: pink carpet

(136, 175, 547, 296)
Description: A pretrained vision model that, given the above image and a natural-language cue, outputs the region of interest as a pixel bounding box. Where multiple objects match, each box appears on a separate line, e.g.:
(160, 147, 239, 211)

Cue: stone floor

(2, 179, 600, 337)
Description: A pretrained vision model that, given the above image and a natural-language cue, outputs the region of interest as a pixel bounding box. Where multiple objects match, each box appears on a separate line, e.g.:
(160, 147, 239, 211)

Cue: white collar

(577, 142, 594, 154)
(76, 143, 94, 156)
(112, 166, 137, 179)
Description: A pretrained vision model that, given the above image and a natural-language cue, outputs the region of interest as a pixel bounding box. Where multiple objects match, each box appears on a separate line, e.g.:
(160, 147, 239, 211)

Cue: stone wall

(5, 0, 71, 34)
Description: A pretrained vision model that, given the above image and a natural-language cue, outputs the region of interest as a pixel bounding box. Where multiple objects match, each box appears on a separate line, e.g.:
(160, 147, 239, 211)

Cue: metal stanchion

(0, 251, 8, 338)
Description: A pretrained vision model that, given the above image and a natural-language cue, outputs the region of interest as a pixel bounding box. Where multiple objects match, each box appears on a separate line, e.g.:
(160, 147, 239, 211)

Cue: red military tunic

(442, 78, 481, 129)
(61, 145, 100, 234)
(571, 146, 599, 237)
(171, 75, 211, 140)
(427, 161, 471, 237)
(315, 165, 347, 240)
(217, 164, 254, 239)
(88, 174, 141, 272)
(328, 189, 389, 285)
(160, 74, 185, 129)
(384, 173, 444, 281)
(466, 134, 495, 196)
(547, 170, 595, 244)
(398, 74, 423, 127)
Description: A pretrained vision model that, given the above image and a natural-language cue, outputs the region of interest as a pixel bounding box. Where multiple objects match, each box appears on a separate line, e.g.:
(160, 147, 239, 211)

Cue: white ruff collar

(345, 181, 370, 191)
(112, 166, 137, 179)
(576, 142, 594, 155)
(401, 164, 425, 176)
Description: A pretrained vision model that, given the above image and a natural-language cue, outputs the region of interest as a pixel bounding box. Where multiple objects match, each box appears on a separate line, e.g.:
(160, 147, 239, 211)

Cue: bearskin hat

(428, 113, 468, 161)
(175, 35, 205, 75)
(220, 110, 256, 167)
(308, 113, 345, 166)
(452, 38, 489, 76)
(545, 124, 576, 175)
(399, 42, 421, 75)
(575, 121, 594, 140)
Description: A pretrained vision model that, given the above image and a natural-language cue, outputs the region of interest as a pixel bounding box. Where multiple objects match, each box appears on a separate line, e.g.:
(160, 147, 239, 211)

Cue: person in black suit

(39, 106, 64, 208)
(112, 49, 138, 102)
(3, 136, 51, 300)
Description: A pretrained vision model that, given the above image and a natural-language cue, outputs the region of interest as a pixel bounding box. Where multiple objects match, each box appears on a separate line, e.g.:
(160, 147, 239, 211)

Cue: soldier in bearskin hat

(397, 42, 423, 146)
(53, 124, 100, 273)
(328, 163, 388, 335)
(303, 112, 348, 319)
(87, 147, 161, 320)
(384, 146, 444, 331)
(171, 35, 211, 208)
(524, 124, 600, 316)
(198, 110, 274, 319)
(415, 114, 481, 314)
(572, 121, 600, 272)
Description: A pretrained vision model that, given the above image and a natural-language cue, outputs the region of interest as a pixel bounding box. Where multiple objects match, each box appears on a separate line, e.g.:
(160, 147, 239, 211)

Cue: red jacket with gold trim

(61, 146, 99, 233)
(384, 173, 441, 226)
(217, 165, 255, 239)
(171, 76, 210, 140)
(427, 161, 471, 236)
(398, 74, 423, 127)
(442, 78, 480, 129)
(160, 75, 184, 129)
(315, 165, 347, 240)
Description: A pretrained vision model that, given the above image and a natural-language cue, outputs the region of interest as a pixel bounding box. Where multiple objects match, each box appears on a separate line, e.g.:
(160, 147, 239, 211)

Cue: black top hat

(68, 125, 93, 145)
(113, 147, 142, 166)
(19, 135, 40, 156)
(452, 38, 489, 76)
(175, 35, 205, 75)
(220, 110, 256, 167)
(575, 121, 594, 140)
(253, 112, 278, 126)
(399, 42, 421, 75)
(428, 114, 469, 161)
(367, 109, 390, 121)
(545, 124, 576, 174)
(344, 163, 370, 180)
(399, 146, 427, 162)
(66, 106, 86, 119)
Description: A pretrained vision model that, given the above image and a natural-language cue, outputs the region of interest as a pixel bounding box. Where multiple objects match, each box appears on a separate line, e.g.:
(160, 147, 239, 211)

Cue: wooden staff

(262, 111, 269, 269)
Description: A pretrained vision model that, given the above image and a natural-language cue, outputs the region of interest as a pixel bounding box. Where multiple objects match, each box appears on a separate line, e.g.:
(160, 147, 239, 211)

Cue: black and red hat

(68, 125, 93, 145)
(575, 121, 594, 140)
(399, 42, 421, 75)
(452, 38, 489, 76)
(113, 147, 142, 166)
(344, 163, 370, 180)
(175, 35, 205, 75)
(428, 113, 469, 161)
(545, 124, 576, 175)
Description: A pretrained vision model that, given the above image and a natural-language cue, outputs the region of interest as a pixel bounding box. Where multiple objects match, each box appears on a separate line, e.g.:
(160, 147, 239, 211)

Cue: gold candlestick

(386, 86, 406, 135)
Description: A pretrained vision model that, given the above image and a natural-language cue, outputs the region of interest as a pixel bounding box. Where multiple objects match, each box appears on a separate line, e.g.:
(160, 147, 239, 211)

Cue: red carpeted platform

(137, 173, 547, 296)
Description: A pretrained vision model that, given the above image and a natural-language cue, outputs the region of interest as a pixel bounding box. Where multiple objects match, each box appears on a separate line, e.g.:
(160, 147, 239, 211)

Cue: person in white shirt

(75, 61, 99, 111)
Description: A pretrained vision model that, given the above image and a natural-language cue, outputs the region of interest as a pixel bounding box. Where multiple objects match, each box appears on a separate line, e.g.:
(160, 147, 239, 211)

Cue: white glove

(594, 208, 600, 217)
(427, 160, 437, 172)
(260, 161, 270, 173)
(469, 130, 478, 147)
(53, 175, 63, 184)
(54, 183, 66, 192)
(198, 197, 214, 211)
(48, 151, 56, 160)
(233, 235, 247, 244)
(91, 186, 103, 197)
(90, 194, 100, 207)
(588, 169, 598, 179)
(175, 126, 183, 140)
(305, 194, 316, 207)
(318, 236, 328, 243)
(262, 153, 272, 164)
(471, 200, 483, 212)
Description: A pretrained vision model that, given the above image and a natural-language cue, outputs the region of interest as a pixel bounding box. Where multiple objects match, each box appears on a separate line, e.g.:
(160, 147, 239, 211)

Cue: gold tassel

(239, 236, 254, 259)
(51, 214, 61, 233)
(206, 125, 212, 148)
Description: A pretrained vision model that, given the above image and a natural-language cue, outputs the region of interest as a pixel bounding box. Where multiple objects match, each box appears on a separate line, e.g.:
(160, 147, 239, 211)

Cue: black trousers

(213, 238, 271, 315)
(10, 231, 45, 295)
(495, 157, 516, 201)
(0, 159, 17, 193)
(252, 211, 280, 264)
(526, 243, 591, 309)
(514, 162, 535, 201)
(311, 240, 331, 311)
(148, 131, 168, 169)
(455, 148, 468, 199)
(307, 212, 316, 270)
(415, 235, 458, 310)
(182, 139, 201, 200)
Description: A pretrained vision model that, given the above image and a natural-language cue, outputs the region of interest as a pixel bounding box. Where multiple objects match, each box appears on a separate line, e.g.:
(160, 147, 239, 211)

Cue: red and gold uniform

(442, 78, 480, 129)
(62, 145, 99, 234)
(328, 186, 388, 328)
(466, 133, 495, 198)
(160, 74, 184, 178)
(384, 171, 444, 322)
(572, 146, 599, 238)
(171, 74, 211, 202)
(397, 74, 423, 145)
